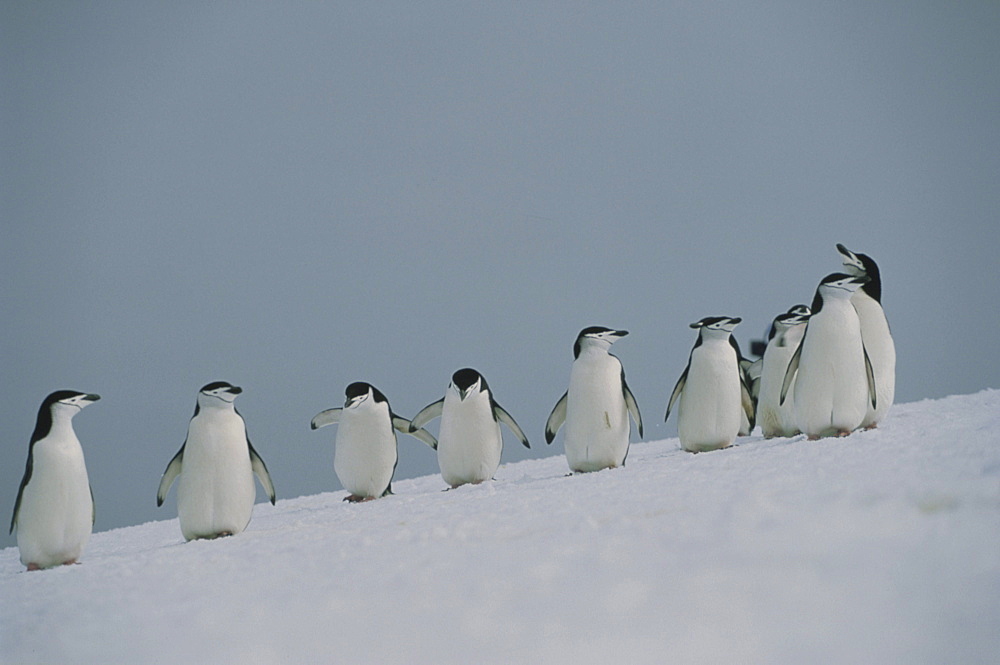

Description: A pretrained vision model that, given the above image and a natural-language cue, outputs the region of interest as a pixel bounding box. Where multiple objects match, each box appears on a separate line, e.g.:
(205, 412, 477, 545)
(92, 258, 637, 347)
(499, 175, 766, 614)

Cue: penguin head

(344, 382, 388, 409)
(772, 312, 809, 330)
(690, 316, 741, 336)
(198, 381, 243, 405)
(837, 243, 875, 277)
(450, 368, 487, 401)
(786, 304, 811, 317)
(44, 390, 101, 416)
(836, 243, 882, 302)
(574, 326, 628, 358)
(818, 272, 868, 298)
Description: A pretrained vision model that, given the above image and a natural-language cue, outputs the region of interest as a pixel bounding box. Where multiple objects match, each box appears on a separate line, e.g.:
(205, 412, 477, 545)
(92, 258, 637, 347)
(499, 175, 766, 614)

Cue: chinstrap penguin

(545, 327, 643, 472)
(10, 391, 100, 570)
(756, 310, 809, 438)
(410, 368, 529, 488)
(837, 243, 895, 429)
(157, 382, 275, 540)
(665, 317, 754, 452)
(311, 382, 437, 501)
(781, 274, 877, 439)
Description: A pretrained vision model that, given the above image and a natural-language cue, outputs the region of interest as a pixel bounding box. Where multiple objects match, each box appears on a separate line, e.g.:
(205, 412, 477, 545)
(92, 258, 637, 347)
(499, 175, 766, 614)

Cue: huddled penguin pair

(779, 244, 895, 438)
(311, 370, 530, 496)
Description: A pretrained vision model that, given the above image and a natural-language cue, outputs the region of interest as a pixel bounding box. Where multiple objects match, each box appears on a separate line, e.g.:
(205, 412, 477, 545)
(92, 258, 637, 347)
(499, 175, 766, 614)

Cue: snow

(3, 390, 999, 664)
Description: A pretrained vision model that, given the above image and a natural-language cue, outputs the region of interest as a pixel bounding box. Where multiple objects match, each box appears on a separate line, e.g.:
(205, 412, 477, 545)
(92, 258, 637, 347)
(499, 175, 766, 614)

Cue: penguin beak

(228, 386, 243, 395)
(613, 329, 629, 338)
(84, 394, 101, 402)
(729, 317, 742, 325)
(689, 321, 703, 329)
(851, 275, 871, 286)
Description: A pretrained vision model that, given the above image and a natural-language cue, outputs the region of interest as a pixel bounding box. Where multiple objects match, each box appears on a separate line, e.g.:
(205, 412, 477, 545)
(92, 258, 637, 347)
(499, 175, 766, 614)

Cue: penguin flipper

(545, 391, 568, 444)
(863, 344, 878, 411)
(409, 398, 444, 432)
(779, 342, 803, 406)
(10, 452, 34, 534)
(740, 376, 756, 431)
(156, 446, 184, 507)
(310, 408, 342, 430)
(493, 403, 531, 449)
(248, 442, 276, 505)
(392, 415, 438, 450)
(664, 368, 688, 422)
(621, 371, 644, 438)
(90, 485, 96, 527)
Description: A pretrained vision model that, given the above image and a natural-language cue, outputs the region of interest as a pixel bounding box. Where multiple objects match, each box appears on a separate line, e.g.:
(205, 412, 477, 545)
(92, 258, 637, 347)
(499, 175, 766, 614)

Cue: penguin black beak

(836, 243, 851, 256)
(84, 394, 101, 402)
(689, 321, 703, 329)
(852, 275, 871, 286)
(228, 386, 243, 395)
(730, 317, 742, 325)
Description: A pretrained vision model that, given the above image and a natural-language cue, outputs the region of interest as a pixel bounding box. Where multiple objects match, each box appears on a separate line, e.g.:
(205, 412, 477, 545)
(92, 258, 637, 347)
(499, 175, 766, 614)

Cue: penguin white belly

(177, 415, 255, 540)
(853, 293, 895, 427)
(437, 394, 502, 487)
(564, 354, 629, 472)
(794, 306, 868, 437)
(16, 436, 92, 568)
(758, 333, 804, 438)
(334, 412, 397, 498)
(677, 348, 741, 452)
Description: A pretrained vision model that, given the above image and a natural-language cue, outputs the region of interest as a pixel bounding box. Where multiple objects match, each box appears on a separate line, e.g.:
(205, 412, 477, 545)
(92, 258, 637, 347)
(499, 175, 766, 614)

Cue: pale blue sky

(3, 1, 998, 548)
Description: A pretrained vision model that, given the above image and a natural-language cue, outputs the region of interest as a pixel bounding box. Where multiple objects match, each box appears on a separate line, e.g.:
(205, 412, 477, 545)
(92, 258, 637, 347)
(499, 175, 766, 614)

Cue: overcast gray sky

(3, 1, 998, 549)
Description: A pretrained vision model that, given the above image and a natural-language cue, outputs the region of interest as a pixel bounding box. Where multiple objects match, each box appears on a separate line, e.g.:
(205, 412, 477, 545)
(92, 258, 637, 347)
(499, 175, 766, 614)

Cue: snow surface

(3, 391, 999, 664)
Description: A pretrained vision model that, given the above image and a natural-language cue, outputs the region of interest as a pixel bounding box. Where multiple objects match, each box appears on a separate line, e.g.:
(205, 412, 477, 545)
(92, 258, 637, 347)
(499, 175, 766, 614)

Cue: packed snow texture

(3, 391, 999, 664)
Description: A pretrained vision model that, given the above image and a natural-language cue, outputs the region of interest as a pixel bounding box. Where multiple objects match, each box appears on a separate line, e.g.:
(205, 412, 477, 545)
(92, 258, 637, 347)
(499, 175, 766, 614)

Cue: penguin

(780, 274, 877, 439)
(837, 243, 895, 429)
(10, 391, 100, 570)
(756, 310, 810, 438)
(732, 336, 757, 436)
(157, 382, 275, 541)
(545, 327, 643, 472)
(409, 368, 529, 488)
(311, 382, 438, 502)
(664, 317, 754, 452)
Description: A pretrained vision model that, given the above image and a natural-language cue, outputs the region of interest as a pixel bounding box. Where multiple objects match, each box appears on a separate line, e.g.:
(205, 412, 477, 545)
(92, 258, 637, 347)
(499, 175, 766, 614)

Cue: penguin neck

(46, 406, 80, 441)
(577, 340, 612, 359)
(197, 396, 237, 414)
(699, 329, 731, 345)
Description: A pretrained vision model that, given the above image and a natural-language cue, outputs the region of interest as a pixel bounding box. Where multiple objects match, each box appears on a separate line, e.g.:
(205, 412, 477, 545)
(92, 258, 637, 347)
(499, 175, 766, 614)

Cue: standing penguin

(756, 310, 810, 438)
(410, 368, 529, 488)
(665, 317, 754, 452)
(545, 327, 643, 472)
(10, 391, 100, 570)
(311, 382, 438, 502)
(781, 274, 877, 439)
(837, 243, 895, 429)
(157, 382, 275, 540)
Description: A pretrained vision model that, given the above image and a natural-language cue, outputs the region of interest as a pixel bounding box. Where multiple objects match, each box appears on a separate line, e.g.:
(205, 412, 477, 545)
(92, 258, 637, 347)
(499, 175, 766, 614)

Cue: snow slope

(3, 391, 999, 664)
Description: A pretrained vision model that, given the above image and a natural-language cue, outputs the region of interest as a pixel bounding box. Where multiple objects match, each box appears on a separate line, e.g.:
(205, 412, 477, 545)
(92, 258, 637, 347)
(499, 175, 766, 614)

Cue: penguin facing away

(545, 327, 643, 473)
(311, 382, 438, 502)
(780, 274, 877, 439)
(10, 391, 100, 570)
(837, 243, 895, 429)
(665, 317, 754, 453)
(157, 382, 275, 541)
(410, 368, 530, 488)
(757, 310, 810, 438)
